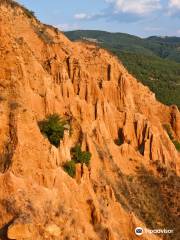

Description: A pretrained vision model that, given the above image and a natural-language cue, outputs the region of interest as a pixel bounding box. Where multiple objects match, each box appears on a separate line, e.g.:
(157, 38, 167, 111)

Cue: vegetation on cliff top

(0, 0, 36, 19)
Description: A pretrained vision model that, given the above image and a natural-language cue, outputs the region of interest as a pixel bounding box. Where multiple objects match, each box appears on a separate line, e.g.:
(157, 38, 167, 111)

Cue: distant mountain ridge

(65, 30, 180, 107)
(65, 30, 180, 62)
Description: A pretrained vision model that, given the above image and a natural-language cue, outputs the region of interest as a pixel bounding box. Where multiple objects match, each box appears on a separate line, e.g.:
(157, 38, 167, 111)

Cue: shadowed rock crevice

(0, 112, 17, 173)
(107, 64, 111, 81)
(0, 219, 15, 240)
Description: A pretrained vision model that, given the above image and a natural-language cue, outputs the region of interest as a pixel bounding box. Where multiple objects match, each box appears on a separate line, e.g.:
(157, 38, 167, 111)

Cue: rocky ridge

(0, 1, 179, 239)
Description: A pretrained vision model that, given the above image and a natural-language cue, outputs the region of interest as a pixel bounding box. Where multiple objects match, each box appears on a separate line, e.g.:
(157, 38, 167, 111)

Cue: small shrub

(38, 114, 68, 147)
(63, 160, 76, 178)
(71, 145, 91, 166)
(153, 160, 168, 177)
(64, 145, 91, 178)
(33, 26, 54, 44)
(163, 124, 180, 151)
(23, 8, 35, 18)
(173, 140, 180, 152)
(163, 124, 173, 140)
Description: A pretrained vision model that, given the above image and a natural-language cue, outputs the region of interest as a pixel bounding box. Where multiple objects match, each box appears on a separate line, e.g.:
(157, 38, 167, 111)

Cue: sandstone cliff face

(0, 1, 180, 240)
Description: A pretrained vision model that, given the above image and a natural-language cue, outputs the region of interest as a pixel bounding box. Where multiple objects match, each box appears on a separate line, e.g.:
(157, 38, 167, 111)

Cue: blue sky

(17, 0, 180, 37)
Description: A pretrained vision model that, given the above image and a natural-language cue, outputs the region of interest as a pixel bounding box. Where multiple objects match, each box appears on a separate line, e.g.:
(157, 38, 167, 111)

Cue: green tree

(63, 145, 92, 178)
(38, 114, 68, 147)
(173, 140, 180, 152)
(71, 145, 91, 166)
(63, 160, 76, 178)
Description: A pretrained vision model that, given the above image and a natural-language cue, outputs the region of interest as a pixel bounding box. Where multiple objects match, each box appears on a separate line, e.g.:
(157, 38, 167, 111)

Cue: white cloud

(144, 26, 162, 32)
(57, 23, 80, 31)
(177, 29, 180, 35)
(74, 0, 164, 23)
(168, 0, 180, 16)
(74, 12, 105, 21)
(106, 0, 161, 15)
(169, 0, 180, 9)
(74, 13, 90, 20)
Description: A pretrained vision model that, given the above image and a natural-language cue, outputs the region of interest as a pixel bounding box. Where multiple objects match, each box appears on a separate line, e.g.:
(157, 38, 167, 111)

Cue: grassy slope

(65, 30, 180, 107)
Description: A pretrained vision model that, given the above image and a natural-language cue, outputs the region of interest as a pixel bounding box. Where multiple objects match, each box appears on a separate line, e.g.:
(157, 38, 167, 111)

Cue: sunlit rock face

(0, 1, 179, 240)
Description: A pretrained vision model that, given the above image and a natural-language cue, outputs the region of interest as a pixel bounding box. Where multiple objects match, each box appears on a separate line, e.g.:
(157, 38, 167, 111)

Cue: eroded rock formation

(0, 1, 179, 239)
